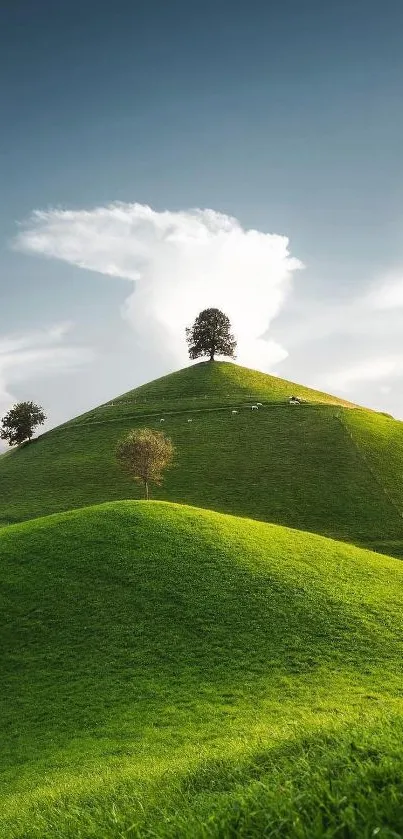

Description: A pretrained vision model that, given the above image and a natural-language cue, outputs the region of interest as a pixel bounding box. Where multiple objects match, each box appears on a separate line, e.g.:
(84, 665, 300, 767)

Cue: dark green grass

(86, 360, 354, 420)
(1, 501, 402, 837)
(342, 409, 403, 512)
(1, 361, 402, 554)
(52, 359, 353, 427)
(0, 403, 402, 549)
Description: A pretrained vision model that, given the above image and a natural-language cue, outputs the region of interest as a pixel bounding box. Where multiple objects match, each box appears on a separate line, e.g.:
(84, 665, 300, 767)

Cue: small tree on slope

(186, 308, 237, 362)
(0, 401, 46, 446)
(116, 428, 175, 500)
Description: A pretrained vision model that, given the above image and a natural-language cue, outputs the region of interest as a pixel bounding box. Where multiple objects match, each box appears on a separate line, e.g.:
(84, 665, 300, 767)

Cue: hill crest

(70, 360, 355, 427)
(1, 359, 402, 558)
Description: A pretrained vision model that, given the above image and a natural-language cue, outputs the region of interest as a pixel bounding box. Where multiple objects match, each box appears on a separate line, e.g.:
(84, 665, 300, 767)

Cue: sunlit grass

(1, 361, 403, 836)
(0, 363, 402, 555)
(1, 501, 402, 837)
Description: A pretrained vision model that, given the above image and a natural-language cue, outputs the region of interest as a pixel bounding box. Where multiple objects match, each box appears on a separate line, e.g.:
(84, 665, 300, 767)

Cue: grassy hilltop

(1, 501, 403, 838)
(1, 360, 403, 837)
(0, 361, 403, 555)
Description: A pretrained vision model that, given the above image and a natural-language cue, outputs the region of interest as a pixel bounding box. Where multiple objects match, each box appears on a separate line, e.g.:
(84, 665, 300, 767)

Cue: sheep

(256, 402, 263, 407)
(251, 405, 258, 411)
(231, 409, 238, 414)
(187, 418, 193, 423)
(159, 418, 165, 423)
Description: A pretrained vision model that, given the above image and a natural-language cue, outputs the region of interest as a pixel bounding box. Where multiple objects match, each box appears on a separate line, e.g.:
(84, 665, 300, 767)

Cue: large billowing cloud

(15, 203, 303, 371)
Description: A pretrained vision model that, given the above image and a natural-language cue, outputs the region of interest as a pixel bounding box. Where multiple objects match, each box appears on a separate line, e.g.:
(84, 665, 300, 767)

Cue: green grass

(2, 361, 403, 836)
(0, 362, 402, 554)
(78, 360, 354, 423)
(1, 501, 402, 837)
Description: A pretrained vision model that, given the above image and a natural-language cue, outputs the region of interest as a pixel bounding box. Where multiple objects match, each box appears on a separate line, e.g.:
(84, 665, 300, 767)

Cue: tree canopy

(116, 427, 175, 500)
(186, 308, 236, 362)
(0, 401, 46, 446)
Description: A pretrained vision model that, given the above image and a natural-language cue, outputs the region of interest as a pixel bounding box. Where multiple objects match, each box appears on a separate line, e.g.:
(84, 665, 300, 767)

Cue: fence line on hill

(335, 412, 403, 522)
(37, 401, 359, 439)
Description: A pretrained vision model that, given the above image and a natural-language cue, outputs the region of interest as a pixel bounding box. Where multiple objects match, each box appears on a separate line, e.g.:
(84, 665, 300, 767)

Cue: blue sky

(1, 0, 403, 434)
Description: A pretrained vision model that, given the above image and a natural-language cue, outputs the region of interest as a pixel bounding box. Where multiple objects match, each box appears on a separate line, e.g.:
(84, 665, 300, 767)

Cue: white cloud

(367, 274, 403, 310)
(324, 356, 403, 393)
(14, 203, 303, 372)
(0, 321, 73, 357)
(0, 323, 93, 424)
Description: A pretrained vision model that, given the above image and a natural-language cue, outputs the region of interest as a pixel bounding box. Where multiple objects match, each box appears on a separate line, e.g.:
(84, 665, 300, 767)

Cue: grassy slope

(0, 363, 402, 553)
(1, 501, 403, 838)
(80, 360, 354, 422)
(341, 409, 403, 555)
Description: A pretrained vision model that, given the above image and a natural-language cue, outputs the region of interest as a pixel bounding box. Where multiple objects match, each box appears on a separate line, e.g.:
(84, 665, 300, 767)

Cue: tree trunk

(144, 481, 149, 500)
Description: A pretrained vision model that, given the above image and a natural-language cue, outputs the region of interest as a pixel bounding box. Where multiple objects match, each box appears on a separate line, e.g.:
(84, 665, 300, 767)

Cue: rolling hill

(0, 361, 402, 555)
(1, 501, 403, 838)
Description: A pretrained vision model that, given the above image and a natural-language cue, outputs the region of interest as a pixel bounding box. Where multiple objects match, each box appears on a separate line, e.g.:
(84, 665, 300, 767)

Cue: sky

(1, 0, 403, 441)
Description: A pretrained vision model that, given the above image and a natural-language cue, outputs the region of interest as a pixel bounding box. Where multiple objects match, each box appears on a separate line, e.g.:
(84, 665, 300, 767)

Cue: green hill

(0, 361, 402, 555)
(80, 358, 354, 421)
(1, 501, 402, 838)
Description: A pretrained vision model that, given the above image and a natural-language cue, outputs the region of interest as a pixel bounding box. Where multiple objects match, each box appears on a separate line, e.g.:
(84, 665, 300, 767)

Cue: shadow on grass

(2, 502, 400, 784)
(4, 713, 403, 838)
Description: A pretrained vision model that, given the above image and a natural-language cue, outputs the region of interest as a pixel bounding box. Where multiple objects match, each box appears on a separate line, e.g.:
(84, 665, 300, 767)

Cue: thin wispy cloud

(325, 356, 403, 392)
(15, 203, 303, 372)
(272, 267, 403, 404)
(0, 323, 93, 420)
(367, 274, 403, 310)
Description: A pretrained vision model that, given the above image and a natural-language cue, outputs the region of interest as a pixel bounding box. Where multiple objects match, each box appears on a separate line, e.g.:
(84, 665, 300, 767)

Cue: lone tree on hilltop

(116, 427, 175, 500)
(0, 401, 46, 446)
(186, 308, 237, 362)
